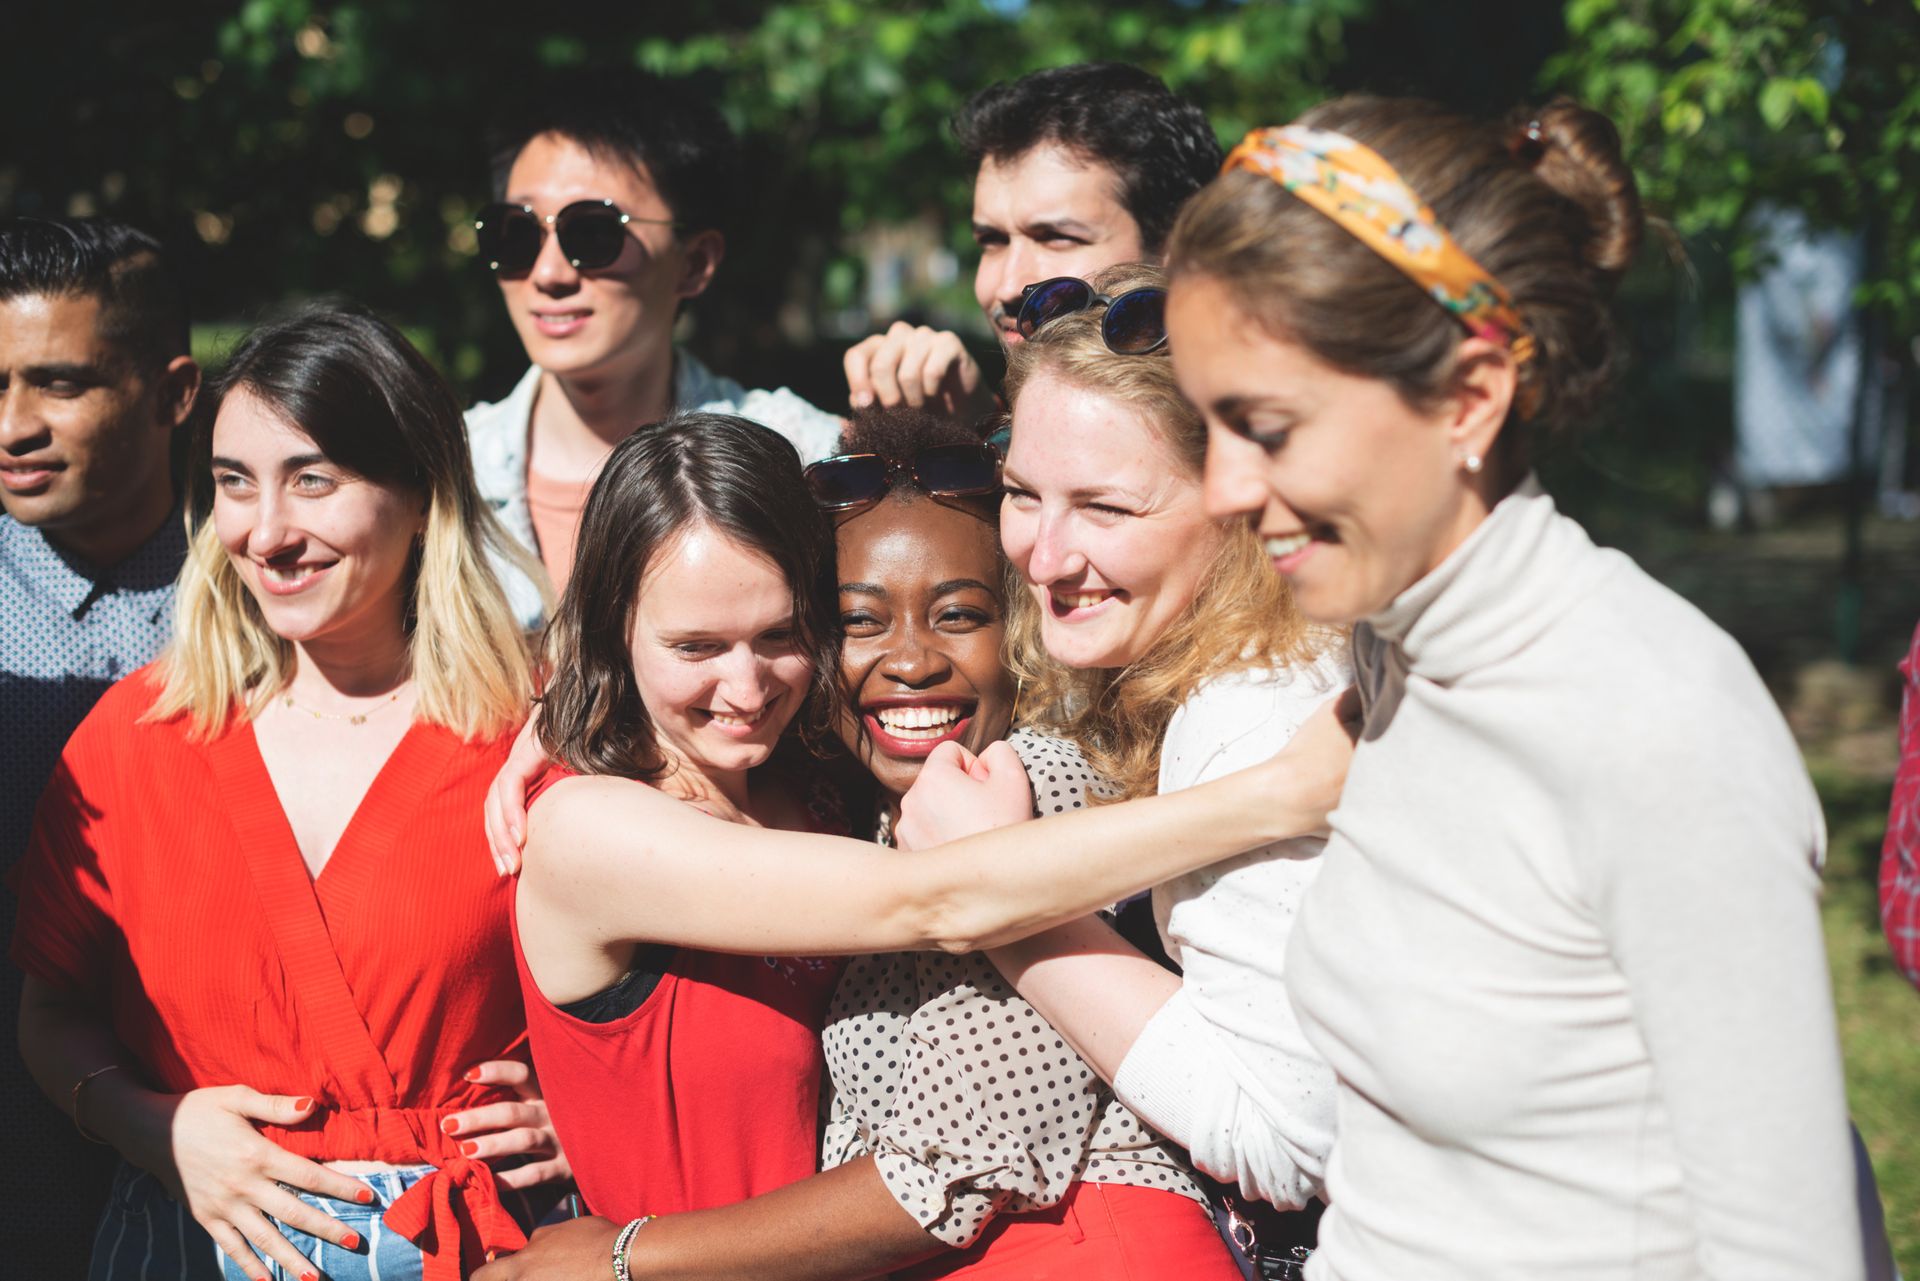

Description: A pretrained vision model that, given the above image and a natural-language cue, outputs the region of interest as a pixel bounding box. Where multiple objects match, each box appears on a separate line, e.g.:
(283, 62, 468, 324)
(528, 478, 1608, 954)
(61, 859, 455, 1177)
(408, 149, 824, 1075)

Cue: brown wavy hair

(536, 413, 843, 780)
(1002, 263, 1331, 802)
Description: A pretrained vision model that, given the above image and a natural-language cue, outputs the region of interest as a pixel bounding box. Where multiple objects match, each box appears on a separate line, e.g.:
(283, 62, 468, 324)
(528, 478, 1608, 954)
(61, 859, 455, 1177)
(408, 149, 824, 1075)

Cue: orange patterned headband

(1224, 124, 1538, 373)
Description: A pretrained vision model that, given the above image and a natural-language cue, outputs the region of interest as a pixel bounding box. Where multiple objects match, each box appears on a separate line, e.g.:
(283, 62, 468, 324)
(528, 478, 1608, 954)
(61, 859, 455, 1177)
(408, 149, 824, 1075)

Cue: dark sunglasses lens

(805, 456, 889, 509)
(1016, 278, 1094, 339)
(986, 424, 1012, 458)
(1103, 288, 1168, 354)
(914, 445, 1000, 496)
(476, 208, 540, 274)
(555, 205, 628, 270)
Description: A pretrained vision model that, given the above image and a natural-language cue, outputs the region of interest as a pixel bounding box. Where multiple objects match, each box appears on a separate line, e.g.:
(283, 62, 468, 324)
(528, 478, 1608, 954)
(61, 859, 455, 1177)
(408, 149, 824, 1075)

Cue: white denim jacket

(466, 350, 845, 628)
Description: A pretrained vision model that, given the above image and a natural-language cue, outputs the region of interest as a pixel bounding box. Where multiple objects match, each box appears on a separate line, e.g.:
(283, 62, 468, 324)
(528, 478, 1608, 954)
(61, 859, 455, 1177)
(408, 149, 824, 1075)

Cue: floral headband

(1223, 124, 1538, 377)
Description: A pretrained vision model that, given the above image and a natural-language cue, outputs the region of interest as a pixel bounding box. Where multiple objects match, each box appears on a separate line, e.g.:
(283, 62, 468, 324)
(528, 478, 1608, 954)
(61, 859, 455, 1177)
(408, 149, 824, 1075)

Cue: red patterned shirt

(1882, 620, 1920, 990)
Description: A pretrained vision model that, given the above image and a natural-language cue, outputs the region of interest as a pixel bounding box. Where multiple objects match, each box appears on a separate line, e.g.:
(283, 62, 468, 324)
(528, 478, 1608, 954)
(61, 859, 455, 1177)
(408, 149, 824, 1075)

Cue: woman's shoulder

(1545, 555, 1796, 758)
(1005, 728, 1113, 813)
(1173, 644, 1350, 738)
(525, 760, 589, 814)
(1160, 646, 1349, 792)
(68, 662, 190, 748)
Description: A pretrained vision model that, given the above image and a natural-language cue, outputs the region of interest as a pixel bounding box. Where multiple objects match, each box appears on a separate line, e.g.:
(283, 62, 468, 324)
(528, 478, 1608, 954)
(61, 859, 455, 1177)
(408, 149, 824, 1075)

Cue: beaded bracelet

(611, 1214, 655, 1281)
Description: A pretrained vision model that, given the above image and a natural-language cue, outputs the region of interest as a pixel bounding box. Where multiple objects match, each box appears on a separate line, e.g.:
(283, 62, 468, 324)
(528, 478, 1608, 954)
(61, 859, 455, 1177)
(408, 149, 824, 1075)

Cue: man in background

(467, 68, 845, 624)
(0, 215, 199, 1276)
(843, 62, 1221, 423)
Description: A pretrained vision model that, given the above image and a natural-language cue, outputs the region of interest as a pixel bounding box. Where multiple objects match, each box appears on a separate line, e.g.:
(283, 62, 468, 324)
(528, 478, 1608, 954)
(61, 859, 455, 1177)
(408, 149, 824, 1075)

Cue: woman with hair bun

(1156, 96, 1861, 1277)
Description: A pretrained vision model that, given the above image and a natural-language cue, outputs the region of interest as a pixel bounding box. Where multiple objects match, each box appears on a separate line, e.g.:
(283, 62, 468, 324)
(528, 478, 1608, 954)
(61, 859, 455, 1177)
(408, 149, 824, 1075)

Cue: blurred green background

(7, 0, 1919, 1270)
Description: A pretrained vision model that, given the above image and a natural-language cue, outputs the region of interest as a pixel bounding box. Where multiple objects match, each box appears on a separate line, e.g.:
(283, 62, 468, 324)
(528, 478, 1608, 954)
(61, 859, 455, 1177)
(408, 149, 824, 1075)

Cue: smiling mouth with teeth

(707, 707, 769, 729)
(869, 704, 969, 742)
(258, 561, 333, 590)
(1264, 533, 1312, 557)
(1048, 589, 1117, 615)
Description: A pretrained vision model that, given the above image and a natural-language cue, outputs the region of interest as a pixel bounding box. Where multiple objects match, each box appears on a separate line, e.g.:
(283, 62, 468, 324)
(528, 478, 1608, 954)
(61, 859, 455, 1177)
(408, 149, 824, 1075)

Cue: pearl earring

(1461, 453, 1484, 475)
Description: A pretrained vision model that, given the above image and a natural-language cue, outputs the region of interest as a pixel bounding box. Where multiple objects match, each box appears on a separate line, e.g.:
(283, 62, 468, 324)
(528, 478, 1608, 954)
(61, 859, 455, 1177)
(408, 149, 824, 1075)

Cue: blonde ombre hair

(1003, 263, 1330, 802)
(148, 304, 541, 740)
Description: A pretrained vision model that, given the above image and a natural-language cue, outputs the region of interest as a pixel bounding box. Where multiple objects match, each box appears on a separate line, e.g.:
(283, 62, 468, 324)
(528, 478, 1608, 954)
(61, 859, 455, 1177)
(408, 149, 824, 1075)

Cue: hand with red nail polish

(140, 1085, 373, 1280)
(438, 1059, 571, 1188)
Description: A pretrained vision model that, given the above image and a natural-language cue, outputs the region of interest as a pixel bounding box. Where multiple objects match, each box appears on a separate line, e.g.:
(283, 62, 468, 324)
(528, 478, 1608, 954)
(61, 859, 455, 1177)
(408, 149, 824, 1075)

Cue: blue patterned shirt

(0, 508, 186, 1272)
(0, 511, 186, 869)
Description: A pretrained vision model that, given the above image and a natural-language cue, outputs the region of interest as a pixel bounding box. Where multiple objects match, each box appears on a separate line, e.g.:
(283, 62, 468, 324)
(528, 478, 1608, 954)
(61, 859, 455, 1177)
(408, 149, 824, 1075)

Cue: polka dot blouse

(819, 730, 1207, 1248)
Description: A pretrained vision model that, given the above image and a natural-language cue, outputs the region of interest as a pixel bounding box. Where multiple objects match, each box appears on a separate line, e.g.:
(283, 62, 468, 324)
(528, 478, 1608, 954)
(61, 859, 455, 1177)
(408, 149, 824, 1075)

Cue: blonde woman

(954, 263, 1352, 1229)
(14, 304, 563, 1281)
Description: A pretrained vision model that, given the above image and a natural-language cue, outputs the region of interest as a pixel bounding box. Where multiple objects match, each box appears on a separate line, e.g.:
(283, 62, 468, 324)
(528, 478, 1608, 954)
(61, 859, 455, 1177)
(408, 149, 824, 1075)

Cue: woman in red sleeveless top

(508, 416, 853, 1225)
(13, 305, 563, 1281)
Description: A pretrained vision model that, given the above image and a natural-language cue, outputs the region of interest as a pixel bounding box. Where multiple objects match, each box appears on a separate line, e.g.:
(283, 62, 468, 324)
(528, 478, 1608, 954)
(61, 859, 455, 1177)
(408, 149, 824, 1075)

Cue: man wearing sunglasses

(467, 69, 843, 624)
(842, 63, 1219, 427)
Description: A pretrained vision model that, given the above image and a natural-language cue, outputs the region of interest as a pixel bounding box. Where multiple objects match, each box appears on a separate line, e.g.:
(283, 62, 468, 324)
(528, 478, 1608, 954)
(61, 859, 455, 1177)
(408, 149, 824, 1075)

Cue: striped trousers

(87, 1163, 432, 1281)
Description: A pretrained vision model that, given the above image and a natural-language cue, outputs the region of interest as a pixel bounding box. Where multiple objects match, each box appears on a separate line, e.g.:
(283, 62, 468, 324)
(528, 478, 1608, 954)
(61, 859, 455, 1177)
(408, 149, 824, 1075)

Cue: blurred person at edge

(13, 304, 567, 1281)
(841, 62, 1221, 427)
(1876, 622, 1920, 1276)
(467, 67, 844, 627)
(0, 216, 199, 1278)
(919, 97, 1875, 1279)
(1886, 621, 1920, 992)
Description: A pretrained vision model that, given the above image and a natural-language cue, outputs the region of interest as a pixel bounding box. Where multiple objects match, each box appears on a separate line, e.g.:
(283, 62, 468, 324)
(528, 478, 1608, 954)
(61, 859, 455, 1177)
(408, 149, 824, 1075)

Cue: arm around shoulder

(517, 722, 1347, 962)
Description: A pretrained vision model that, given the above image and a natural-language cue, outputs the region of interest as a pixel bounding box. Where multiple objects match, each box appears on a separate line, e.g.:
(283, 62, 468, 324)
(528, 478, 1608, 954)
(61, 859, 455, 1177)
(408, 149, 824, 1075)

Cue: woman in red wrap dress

(14, 304, 562, 1281)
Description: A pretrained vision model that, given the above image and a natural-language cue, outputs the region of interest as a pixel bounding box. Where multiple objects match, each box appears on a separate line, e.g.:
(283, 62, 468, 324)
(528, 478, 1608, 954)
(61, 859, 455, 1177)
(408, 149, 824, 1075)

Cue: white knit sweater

(1113, 649, 1349, 1208)
(1288, 478, 1860, 1280)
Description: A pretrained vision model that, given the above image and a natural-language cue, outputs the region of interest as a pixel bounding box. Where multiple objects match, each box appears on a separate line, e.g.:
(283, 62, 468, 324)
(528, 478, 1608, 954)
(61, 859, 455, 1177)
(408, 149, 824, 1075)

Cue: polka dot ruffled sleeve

(818, 730, 1204, 1248)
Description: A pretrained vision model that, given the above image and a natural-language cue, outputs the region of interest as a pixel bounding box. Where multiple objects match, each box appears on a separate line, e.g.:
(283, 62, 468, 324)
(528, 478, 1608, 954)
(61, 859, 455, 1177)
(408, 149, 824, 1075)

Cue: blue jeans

(88, 1162, 433, 1281)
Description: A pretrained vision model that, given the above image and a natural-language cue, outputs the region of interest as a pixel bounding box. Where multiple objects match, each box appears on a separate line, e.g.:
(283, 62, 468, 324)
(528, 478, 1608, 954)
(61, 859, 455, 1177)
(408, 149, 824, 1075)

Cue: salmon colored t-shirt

(524, 467, 593, 593)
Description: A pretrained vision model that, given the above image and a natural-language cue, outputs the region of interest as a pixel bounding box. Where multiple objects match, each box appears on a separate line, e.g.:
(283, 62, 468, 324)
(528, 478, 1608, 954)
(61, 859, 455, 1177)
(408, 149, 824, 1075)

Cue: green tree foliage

(1548, 0, 1920, 334)
(0, 0, 1369, 402)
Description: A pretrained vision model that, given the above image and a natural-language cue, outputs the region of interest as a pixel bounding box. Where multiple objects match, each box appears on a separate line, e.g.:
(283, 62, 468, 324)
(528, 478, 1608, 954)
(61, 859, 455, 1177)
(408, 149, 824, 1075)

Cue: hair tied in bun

(1510, 117, 1548, 169)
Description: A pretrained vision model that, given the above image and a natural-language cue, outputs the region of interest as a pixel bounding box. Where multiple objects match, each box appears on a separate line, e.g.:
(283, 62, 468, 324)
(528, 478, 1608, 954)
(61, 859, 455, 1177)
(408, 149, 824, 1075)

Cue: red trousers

(896, 1182, 1243, 1281)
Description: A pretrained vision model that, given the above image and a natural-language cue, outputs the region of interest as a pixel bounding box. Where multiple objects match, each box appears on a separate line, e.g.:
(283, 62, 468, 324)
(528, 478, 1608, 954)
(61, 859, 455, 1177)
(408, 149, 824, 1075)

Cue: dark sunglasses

(1015, 276, 1168, 353)
(804, 444, 1002, 515)
(473, 199, 679, 275)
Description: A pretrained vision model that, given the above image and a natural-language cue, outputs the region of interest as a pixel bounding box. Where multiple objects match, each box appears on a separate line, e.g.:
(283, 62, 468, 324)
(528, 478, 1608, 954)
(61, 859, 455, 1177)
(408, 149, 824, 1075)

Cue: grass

(1814, 762, 1920, 1276)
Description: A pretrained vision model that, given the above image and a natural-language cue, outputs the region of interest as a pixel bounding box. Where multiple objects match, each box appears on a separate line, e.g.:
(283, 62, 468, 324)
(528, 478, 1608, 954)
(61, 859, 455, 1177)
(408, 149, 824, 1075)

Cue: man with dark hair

(467, 68, 842, 625)
(0, 215, 199, 1276)
(844, 63, 1221, 423)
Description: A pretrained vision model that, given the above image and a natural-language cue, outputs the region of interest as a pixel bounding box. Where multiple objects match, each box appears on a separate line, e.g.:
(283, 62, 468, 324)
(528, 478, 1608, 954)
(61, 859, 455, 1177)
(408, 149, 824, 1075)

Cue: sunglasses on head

(1015, 276, 1169, 354)
(804, 443, 1002, 516)
(473, 199, 679, 275)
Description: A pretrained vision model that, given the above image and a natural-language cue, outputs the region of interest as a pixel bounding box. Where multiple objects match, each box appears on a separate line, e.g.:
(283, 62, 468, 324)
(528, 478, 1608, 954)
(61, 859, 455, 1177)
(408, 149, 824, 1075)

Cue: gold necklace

(280, 688, 406, 726)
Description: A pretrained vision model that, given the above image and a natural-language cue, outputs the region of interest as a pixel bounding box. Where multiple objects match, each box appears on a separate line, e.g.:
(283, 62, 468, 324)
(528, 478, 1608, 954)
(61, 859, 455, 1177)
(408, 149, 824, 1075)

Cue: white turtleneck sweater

(1288, 479, 1861, 1281)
